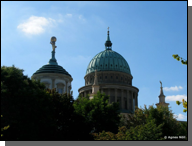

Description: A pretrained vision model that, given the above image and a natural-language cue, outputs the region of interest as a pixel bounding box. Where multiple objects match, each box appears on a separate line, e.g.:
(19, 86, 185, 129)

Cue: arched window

(58, 88, 63, 94)
(56, 83, 64, 94)
(117, 97, 121, 109)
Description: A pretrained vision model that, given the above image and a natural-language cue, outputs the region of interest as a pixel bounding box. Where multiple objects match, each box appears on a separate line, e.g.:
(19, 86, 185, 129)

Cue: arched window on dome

(56, 83, 64, 94)
(58, 88, 63, 94)
(117, 97, 121, 109)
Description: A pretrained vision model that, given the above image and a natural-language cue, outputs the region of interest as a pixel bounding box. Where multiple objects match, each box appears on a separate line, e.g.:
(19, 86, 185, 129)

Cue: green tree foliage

(73, 92, 121, 134)
(1, 65, 56, 140)
(176, 99, 187, 113)
(93, 104, 187, 140)
(126, 105, 187, 138)
(172, 54, 187, 113)
(92, 119, 163, 140)
(1, 115, 10, 137)
(172, 54, 187, 65)
(1, 65, 94, 140)
(45, 88, 93, 140)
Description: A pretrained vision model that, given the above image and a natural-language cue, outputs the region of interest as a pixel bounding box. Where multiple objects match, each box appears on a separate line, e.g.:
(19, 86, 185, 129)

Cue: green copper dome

(33, 64, 71, 77)
(33, 36, 71, 77)
(86, 30, 131, 75)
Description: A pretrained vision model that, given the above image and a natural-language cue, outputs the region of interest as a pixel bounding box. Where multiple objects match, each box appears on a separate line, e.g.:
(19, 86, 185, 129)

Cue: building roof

(33, 64, 71, 77)
(85, 30, 131, 75)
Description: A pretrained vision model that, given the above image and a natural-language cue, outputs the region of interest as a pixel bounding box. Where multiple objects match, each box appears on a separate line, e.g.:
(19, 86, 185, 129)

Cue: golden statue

(50, 36, 57, 51)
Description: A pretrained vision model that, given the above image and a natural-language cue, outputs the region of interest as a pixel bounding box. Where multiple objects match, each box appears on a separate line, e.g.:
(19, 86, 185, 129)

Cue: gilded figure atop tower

(50, 36, 57, 51)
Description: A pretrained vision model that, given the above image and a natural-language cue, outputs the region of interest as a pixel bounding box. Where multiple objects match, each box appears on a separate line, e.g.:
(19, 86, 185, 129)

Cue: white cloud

(79, 15, 83, 19)
(164, 86, 183, 91)
(166, 94, 187, 102)
(17, 16, 56, 35)
(173, 113, 187, 120)
(57, 13, 85, 25)
(78, 15, 86, 22)
(65, 14, 72, 17)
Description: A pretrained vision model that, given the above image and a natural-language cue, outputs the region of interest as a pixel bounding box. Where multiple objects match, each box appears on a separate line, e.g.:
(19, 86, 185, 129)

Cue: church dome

(86, 30, 131, 75)
(33, 64, 71, 77)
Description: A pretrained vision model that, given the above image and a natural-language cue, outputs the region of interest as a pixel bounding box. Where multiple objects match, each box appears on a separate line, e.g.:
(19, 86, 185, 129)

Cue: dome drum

(78, 84, 139, 114)
(84, 71, 132, 86)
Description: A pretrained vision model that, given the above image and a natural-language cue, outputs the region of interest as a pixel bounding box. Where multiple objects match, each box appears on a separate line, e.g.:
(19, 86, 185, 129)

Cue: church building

(78, 29, 139, 114)
(31, 30, 170, 116)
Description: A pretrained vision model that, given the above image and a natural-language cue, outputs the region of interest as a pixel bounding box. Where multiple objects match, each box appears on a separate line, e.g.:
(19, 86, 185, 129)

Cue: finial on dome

(50, 36, 57, 51)
(105, 27, 112, 50)
(48, 36, 58, 65)
(159, 81, 164, 96)
(160, 81, 162, 88)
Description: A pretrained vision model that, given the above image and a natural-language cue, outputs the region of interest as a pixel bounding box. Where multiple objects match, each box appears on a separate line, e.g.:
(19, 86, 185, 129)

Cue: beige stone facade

(78, 71, 139, 114)
(31, 73, 73, 94)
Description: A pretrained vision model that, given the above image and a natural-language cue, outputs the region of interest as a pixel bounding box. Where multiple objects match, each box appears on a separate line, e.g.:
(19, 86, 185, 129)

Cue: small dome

(33, 64, 71, 77)
(86, 49, 131, 75)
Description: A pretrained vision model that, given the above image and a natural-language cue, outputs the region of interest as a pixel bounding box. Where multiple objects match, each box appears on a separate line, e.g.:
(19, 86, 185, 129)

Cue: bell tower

(156, 81, 169, 108)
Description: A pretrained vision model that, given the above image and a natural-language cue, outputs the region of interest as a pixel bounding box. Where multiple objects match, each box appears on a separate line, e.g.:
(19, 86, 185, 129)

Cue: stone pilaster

(121, 89, 124, 109)
(131, 91, 133, 111)
(65, 81, 68, 94)
(52, 78, 55, 89)
(127, 90, 129, 110)
(63, 85, 65, 94)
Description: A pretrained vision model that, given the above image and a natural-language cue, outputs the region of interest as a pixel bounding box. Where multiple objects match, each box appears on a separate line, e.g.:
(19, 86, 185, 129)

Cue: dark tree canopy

(73, 92, 121, 134)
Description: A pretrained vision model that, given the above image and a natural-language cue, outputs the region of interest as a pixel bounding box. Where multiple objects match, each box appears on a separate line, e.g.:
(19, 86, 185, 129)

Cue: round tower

(31, 36, 73, 94)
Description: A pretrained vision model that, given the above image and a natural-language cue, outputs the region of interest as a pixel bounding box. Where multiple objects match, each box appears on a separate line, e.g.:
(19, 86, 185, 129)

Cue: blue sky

(1, 1, 187, 121)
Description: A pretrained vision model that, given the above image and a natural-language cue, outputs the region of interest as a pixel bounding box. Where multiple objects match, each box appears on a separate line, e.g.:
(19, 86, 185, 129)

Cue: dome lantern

(105, 27, 112, 50)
